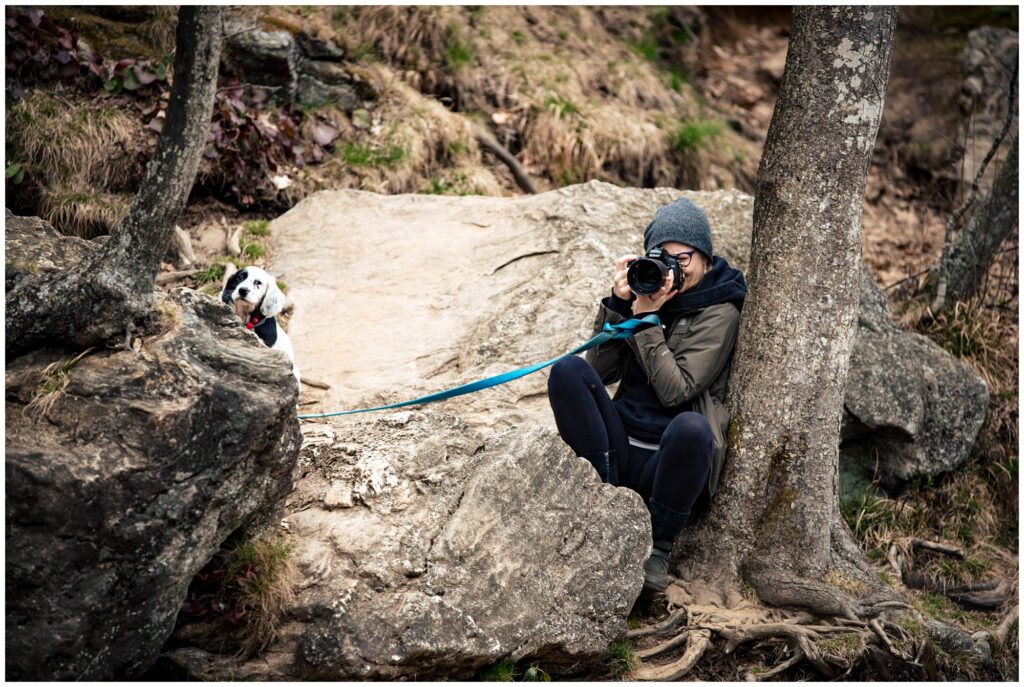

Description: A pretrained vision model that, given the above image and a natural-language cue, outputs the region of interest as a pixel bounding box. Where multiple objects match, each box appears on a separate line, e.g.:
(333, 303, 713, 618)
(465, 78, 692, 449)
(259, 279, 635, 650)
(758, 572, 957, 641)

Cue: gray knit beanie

(643, 198, 713, 259)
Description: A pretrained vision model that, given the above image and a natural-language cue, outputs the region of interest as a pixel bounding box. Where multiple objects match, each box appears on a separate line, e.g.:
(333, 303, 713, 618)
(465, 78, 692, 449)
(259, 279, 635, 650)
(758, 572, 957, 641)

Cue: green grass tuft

(243, 219, 271, 237)
(602, 638, 638, 679)
(673, 120, 723, 154)
(342, 142, 406, 167)
(242, 242, 266, 261)
(544, 94, 580, 118)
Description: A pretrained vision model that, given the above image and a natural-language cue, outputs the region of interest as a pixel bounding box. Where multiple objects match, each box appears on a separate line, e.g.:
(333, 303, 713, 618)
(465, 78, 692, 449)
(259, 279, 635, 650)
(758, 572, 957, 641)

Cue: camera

(626, 246, 683, 295)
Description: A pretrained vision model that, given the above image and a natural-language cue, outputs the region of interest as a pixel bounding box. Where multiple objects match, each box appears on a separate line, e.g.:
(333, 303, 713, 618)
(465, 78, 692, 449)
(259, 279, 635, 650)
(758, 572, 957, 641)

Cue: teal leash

(296, 314, 659, 420)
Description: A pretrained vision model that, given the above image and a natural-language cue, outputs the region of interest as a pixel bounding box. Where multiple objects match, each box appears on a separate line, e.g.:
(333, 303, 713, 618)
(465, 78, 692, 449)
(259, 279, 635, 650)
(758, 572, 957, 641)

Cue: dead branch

(909, 538, 964, 558)
(300, 377, 332, 390)
(473, 123, 538, 194)
(171, 225, 196, 269)
(992, 604, 1018, 647)
(227, 226, 244, 257)
(155, 269, 202, 286)
(222, 262, 238, 290)
(930, 60, 1018, 313)
(888, 538, 1009, 608)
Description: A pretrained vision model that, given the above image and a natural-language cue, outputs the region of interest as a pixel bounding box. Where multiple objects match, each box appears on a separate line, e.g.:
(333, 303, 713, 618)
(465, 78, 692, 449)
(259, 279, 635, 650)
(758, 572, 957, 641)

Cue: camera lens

(627, 258, 668, 295)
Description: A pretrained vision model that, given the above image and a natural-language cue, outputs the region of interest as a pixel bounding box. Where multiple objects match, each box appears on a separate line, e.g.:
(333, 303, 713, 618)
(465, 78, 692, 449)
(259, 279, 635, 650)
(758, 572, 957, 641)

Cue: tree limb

(5, 7, 224, 358)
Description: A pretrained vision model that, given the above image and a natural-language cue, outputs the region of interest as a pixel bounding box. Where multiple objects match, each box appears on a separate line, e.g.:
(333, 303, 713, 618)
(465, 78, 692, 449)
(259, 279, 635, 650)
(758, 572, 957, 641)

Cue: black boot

(643, 499, 690, 593)
(581, 449, 619, 486)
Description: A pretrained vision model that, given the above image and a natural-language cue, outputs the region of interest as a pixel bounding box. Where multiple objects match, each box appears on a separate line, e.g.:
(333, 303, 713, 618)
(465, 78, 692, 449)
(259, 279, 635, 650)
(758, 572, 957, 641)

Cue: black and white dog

(221, 266, 300, 385)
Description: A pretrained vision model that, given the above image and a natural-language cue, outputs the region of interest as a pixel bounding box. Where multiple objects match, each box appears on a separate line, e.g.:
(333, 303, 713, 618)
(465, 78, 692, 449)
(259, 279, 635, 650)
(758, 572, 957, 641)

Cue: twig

(301, 377, 332, 390)
(884, 266, 932, 292)
(216, 83, 285, 95)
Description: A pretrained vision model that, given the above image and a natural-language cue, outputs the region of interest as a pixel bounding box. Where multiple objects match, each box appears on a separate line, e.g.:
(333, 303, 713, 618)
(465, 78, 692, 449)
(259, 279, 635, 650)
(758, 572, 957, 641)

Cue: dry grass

(264, 4, 756, 193)
(228, 534, 297, 657)
(7, 90, 139, 237)
(22, 348, 95, 421)
(310, 65, 505, 196)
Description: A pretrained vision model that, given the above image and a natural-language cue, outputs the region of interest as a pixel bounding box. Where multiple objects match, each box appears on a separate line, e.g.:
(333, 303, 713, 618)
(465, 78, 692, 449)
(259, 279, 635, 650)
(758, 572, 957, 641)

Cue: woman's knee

(548, 355, 598, 391)
(664, 412, 714, 456)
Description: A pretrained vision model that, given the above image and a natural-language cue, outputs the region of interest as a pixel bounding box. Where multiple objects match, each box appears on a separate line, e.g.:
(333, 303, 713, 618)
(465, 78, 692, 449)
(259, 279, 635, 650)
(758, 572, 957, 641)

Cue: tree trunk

(5, 6, 223, 358)
(676, 6, 899, 617)
(931, 137, 1018, 307)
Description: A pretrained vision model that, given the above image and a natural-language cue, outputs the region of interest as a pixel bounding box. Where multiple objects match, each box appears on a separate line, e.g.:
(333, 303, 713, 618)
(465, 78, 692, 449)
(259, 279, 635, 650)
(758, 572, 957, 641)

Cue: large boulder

(841, 265, 989, 488)
(272, 182, 987, 487)
(5, 217, 302, 679)
(163, 413, 649, 679)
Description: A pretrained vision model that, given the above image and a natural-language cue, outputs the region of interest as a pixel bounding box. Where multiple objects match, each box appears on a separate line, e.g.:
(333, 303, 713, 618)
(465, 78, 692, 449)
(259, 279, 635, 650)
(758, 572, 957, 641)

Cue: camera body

(626, 246, 683, 295)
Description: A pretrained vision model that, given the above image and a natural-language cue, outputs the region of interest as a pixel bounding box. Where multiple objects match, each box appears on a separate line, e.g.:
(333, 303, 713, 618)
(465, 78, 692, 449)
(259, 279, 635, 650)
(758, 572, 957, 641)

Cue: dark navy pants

(547, 355, 714, 515)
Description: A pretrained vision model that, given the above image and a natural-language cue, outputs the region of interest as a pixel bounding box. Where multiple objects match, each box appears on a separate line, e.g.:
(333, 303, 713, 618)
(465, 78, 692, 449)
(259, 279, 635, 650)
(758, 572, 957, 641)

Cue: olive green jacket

(584, 300, 741, 495)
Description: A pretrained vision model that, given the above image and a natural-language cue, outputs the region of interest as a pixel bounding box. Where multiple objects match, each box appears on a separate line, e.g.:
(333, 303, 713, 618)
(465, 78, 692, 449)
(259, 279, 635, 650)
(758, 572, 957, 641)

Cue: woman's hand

(632, 270, 679, 315)
(612, 255, 636, 300)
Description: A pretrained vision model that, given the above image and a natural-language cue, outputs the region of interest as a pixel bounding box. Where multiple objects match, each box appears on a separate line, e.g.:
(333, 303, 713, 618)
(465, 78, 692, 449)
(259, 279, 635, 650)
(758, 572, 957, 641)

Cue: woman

(547, 197, 747, 598)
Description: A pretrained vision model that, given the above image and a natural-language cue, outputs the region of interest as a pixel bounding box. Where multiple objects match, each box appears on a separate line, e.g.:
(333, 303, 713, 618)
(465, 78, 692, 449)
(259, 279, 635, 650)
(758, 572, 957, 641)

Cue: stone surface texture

(5, 217, 302, 679)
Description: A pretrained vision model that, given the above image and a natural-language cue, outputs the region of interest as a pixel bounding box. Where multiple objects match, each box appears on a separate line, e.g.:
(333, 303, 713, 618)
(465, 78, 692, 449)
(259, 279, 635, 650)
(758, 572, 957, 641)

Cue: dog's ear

(220, 266, 244, 305)
(260, 279, 285, 318)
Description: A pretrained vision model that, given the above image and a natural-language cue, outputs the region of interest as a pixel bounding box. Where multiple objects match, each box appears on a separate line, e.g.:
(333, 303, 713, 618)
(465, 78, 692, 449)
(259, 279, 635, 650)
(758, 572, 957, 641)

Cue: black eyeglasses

(668, 250, 696, 267)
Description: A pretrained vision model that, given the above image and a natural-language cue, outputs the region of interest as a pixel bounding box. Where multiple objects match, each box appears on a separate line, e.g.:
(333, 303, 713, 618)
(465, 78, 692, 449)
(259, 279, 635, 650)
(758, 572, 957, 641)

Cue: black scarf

(658, 256, 747, 323)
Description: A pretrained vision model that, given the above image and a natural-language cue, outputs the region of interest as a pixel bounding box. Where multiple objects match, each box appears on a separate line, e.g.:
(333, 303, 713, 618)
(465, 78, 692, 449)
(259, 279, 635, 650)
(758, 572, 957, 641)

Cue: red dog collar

(245, 314, 262, 330)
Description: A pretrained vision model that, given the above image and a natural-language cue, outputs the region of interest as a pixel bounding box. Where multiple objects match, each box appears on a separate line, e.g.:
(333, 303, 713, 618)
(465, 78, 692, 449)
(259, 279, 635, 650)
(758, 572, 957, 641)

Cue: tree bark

(675, 6, 899, 616)
(5, 7, 224, 358)
(931, 137, 1018, 307)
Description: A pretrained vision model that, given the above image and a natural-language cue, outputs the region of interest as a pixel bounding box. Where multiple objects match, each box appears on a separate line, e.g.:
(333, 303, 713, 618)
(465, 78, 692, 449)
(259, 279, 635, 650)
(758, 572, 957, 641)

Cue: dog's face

(221, 266, 285, 321)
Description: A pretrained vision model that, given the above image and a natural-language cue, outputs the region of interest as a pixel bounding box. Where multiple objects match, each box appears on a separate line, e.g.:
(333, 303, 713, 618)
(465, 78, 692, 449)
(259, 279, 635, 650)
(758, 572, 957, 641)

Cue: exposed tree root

(625, 607, 687, 640)
(625, 577, 948, 681)
(887, 537, 1012, 609)
(629, 629, 711, 681)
